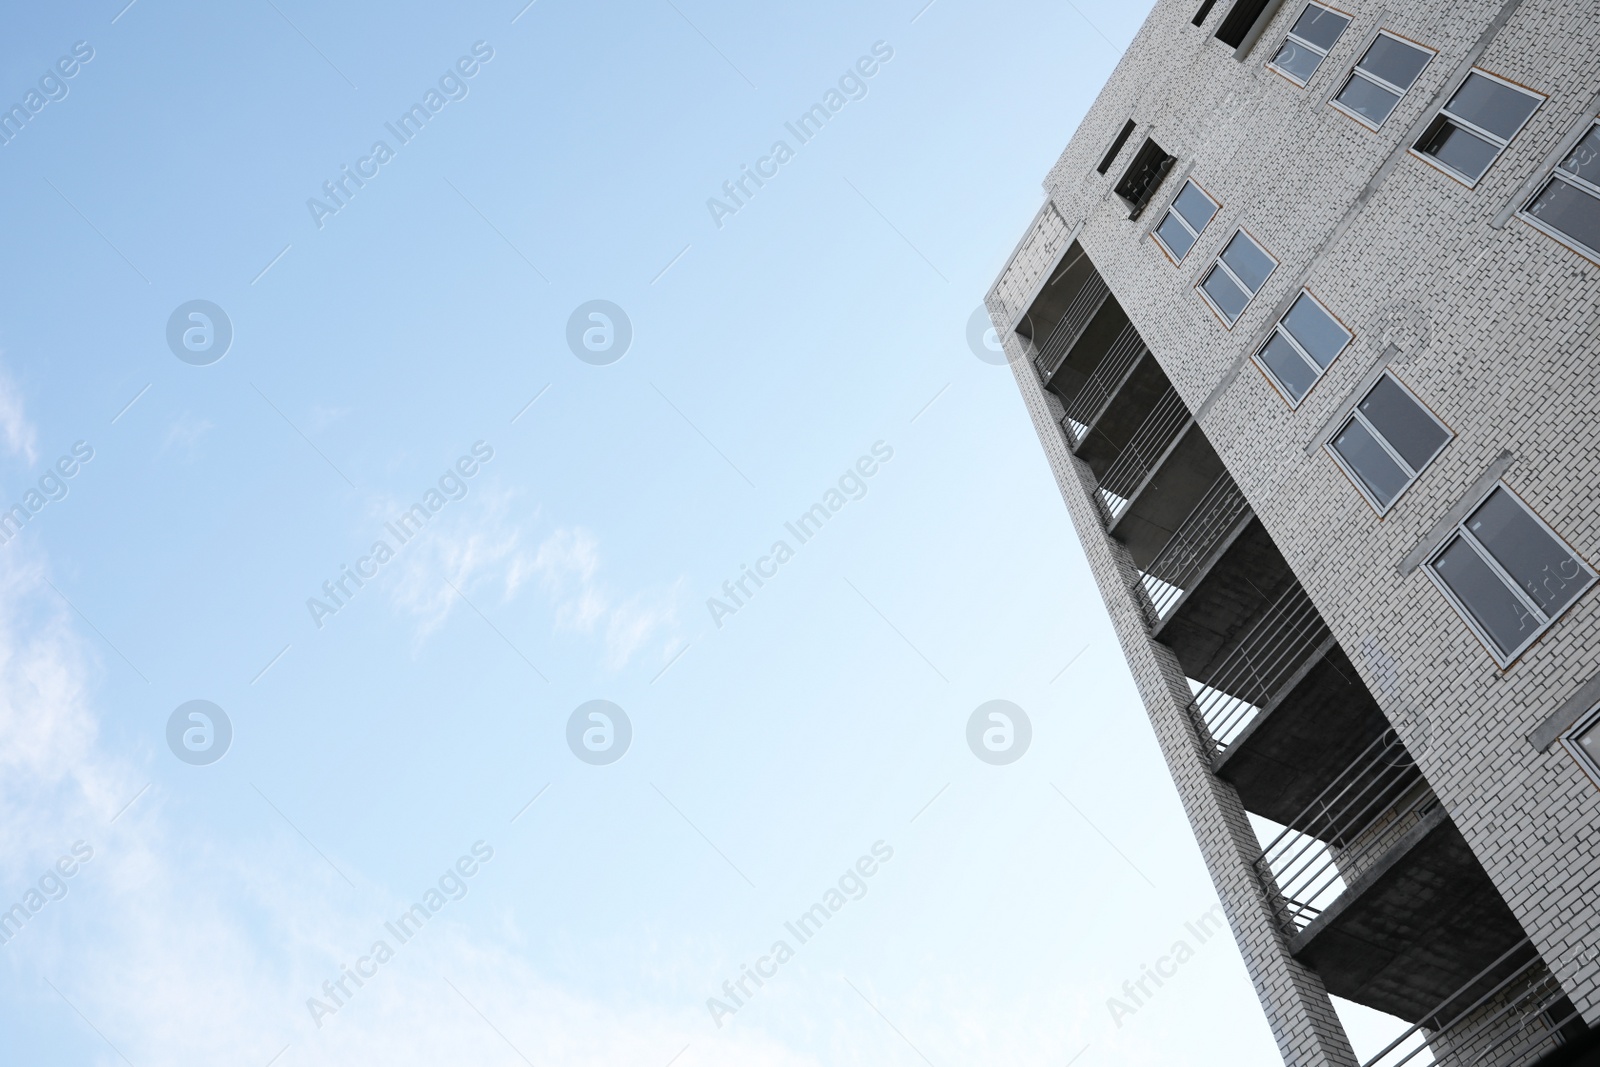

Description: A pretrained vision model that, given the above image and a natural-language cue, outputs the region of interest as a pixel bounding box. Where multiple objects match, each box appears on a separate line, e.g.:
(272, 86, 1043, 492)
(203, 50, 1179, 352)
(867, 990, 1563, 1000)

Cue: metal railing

(1137, 473, 1251, 620)
(1059, 323, 1147, 448)
(1187, 582, 1331, 753)
(1363, 938, 1584, 1067)
(1254, 728, 1434, 936)
(1094, 386, 1189, 524)
(1033, 274, 1110, 382)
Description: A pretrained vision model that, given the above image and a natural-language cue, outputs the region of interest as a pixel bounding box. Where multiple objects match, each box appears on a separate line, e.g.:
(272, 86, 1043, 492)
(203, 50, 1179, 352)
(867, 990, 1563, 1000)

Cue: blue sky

(0, 1, 1402, 1064)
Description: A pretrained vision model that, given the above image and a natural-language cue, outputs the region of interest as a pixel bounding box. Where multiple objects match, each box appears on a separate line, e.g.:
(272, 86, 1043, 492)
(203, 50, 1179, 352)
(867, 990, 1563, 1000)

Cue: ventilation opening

(1113, 138, 1175, 220)
(1097, 120, 1137, 175)
(1192, 0, 1220, 26)
(1215, 0, 1275, 48)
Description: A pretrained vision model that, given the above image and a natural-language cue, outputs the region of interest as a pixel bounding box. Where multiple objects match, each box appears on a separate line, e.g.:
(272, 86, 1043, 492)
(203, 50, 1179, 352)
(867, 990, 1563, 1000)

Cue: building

(984, 1, 1600, 1064)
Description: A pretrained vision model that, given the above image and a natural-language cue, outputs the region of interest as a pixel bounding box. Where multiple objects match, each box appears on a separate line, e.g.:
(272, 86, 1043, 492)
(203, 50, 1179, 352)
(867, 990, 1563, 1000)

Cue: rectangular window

(1268, 4, 1351, 86)
(1425, 486, 1596, 665)
(1327, 373, 1449, 512)
(1098, 119, 1138, 175)
(1198, 231, 1276, 326)
(1152, 180, 1220, 263)
(1415, 71, 1543, 184)
(1520, 119, 1600, 261)
(1332, 32, 1434, 129)
(1215, 0, 1274, 49)
(1115, 138, 1176, 219)
(1564, 704, 1600, 787)
(1192, 0, 1220, 28)
(1254, 290, 1352, 404)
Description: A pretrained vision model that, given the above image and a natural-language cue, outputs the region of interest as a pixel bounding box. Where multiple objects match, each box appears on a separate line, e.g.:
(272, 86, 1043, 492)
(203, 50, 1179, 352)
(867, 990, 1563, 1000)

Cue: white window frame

(1330, 31, 1436, 132)
(1414, 69, 1545, 187)
(1517, 118, 1600, 262)
(1197, 229, 1277, 328)
(1151, 179, 1220, 264)
(1266, 3, 1351, 87)
(1562, 702, 1600, 790)
(1423, 484, 1597, 668)
(1253, 289, 1352, 407)
(1325, 372, 1450, 514)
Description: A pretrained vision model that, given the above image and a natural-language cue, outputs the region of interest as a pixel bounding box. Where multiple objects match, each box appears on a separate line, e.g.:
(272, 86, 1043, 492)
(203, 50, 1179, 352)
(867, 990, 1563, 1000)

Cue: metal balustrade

(1187, 582, 1332, 753)
(1254, 728, 1434, 936)
(1033, 274, 1110, 382)
(1094, 386, 1189, 523)
(1363, 939, 1583, 1067)
(1058, 323, 1147, 448)
(1137, 473, 1251, 620)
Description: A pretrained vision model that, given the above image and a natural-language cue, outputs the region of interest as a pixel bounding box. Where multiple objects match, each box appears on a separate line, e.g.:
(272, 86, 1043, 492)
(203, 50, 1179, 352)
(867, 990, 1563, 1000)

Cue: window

(1327, 373, 1449, 511)
(1192, 0, 1220, 27)
(1152, 180, 1220, 263)
(1115, 137, 1176, 219)
(1425, 486, 1596, 665)
(1415, 71, 1542, 184)
(1254, 291, 1351, 404)
(1268, 4, 1351, 85)
(1198, 231, 1276, 325)
(1564, 704, 1600, 787)
(1332, 32, 1434, 129)
(1520, 119, 1600, 260)
(1215, 0, 1274, 49)
(1098, 119, 1138, 175)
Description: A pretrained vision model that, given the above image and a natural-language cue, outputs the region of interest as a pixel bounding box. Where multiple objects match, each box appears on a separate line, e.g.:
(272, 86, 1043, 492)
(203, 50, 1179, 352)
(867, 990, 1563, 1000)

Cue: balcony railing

(1254, 728, 1434, 936)
(1187, 582, 1332, 753)
(1059, 322, 1147, 448)
(1363, 938, 1583, 1067)
(1094, 386, 1189, 524)
(1033, 274, 1110, 382)
(1137, 472, 1251, 621)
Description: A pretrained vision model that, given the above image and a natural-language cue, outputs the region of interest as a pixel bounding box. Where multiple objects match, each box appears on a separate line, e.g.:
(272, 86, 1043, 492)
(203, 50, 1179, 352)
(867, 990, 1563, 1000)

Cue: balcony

(1033, 272, 1111, 384)
(1136, 471, 1252, 622)
(1091, 385, 1191, 525)
(1059, 321, 1148, 448)
(1254, 731, 1536, 1025)
(1363, 939, 1591, 1067)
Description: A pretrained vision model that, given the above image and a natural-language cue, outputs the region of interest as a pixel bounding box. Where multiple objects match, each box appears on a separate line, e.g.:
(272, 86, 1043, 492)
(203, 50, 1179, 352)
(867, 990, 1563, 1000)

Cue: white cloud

(0, 362, 38, 465)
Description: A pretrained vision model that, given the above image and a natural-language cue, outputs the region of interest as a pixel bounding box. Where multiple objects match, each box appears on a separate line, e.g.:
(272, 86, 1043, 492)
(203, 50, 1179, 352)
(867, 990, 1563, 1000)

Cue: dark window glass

(1527, 178, 1600, 255)
(1221, 233, 1274, 292)
(1215, 0, 1273, 48)
(1201, 268, 1250, 322)
(1432, 536, 1540, 657)
(1358, 35, 1431, 90)
(1558, 124, 1600, 185)
(1290, 5, 1349, 51)
(1336, 76, 1401, 125)
(1172, 184, 1218, 232)
(1446, 73, 1540, 140)
(1258, 333, 1318, 400)
(1357, 377, 1449, 470)
(1156, 214, 1197, 260)
(1331, 418, 1408, 505)
(1098, 119, 1137, 175)
(1579, 718, 1600, 765)
(1467, 488, 1589, 617)
(1281, 294, 1350, 367)
(1272, 40, 1325, 83)
(1418, 119, 1500, 181)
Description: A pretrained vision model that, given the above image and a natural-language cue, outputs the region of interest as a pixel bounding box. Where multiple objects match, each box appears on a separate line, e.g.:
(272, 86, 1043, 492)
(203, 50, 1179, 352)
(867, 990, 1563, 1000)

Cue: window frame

(1423, 483, 1598, 668)
(1151, 178, 1221, 265)
(1516, 117, 1600, 263)
(1324, 371, 1451, 514)
(1561, 702, 1600, 790)
(1412, 68, 1545, 187)
(1266, 2, 1352, 88)
(1196, 229, 1277, 328)
(1329, 30, 1437, 132)
(1252, 289, 1352, 407)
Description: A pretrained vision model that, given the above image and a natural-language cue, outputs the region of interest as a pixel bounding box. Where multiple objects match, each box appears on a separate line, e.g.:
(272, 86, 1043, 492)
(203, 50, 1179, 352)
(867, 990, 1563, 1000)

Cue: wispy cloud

(0, 361, 39, 465)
